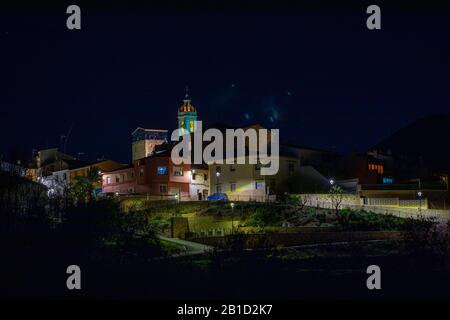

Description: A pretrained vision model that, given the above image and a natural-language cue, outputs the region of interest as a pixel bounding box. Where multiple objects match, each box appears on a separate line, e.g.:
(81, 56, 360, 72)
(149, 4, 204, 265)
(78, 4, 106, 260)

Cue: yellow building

(209, 155, 301, 202)
(69, 159, 124, 192)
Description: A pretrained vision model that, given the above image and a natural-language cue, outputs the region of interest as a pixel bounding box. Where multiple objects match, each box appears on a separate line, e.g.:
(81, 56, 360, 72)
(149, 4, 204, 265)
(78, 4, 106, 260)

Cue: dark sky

(1, 1, 449, 164)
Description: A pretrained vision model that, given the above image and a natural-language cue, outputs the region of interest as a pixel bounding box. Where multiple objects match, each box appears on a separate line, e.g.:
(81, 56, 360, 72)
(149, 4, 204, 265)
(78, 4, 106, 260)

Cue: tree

(328, 185, 345, 215)
(69, 166, 101, 205)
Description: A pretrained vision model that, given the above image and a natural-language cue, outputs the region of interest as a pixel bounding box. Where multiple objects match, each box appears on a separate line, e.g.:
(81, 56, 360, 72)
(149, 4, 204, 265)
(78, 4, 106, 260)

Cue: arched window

(190, 120, 194, 132)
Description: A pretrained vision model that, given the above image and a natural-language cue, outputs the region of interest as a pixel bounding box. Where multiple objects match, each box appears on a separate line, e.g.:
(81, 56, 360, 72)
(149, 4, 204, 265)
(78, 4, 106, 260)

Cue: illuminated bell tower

(178, 86, 198, 135)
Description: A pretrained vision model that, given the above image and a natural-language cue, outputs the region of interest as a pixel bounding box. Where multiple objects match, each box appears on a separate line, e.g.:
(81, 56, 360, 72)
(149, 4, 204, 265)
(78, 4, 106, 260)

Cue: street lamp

(230, 202, 235, 234)
(216, 171, 221, 194)
(329, 179, 335, 186)
(417, 191, 423, 212)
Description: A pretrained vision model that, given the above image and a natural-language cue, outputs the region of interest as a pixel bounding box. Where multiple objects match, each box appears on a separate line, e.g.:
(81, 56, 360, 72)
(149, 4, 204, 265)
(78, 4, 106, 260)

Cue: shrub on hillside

(336, 209, 407, 231)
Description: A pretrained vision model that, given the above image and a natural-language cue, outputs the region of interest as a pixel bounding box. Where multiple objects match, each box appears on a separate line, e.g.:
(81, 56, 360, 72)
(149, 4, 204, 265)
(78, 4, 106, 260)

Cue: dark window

(288, 162, 295, 175)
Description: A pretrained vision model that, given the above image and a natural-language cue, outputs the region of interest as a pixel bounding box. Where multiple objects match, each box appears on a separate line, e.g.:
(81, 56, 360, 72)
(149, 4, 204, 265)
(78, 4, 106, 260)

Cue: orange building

(70, 159, 124, 192)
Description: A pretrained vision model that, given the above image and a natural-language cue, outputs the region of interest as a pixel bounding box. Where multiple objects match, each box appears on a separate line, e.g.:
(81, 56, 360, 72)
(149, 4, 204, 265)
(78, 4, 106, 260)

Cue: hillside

(370, 114, 450, 171)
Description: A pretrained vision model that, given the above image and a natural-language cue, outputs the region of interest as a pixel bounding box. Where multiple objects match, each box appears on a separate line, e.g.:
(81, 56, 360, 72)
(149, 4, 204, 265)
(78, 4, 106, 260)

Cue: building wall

(209, 162, 266, 200)
(102, 167, 135, 194)
(135, 156, 201, 198)
(70, 160, 123, 192)
(208, 156, 302, 201)
(132, 139, 166, 162)
(131, 128, 168, 162)
(101, 156, 210, 199)
(50, 169, 70, 194)
(189, 168, 209, 200)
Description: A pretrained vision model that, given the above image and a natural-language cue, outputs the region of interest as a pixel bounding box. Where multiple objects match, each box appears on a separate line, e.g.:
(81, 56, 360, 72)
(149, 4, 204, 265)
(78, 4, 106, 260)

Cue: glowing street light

(216, 171, 221, 177)
(329, 179, 335, 185)
(417, 191, 423, 212)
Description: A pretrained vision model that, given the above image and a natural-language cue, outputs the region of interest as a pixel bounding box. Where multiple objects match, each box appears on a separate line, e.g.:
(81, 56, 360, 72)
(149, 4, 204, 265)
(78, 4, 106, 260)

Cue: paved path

(158, 235, 213, 256)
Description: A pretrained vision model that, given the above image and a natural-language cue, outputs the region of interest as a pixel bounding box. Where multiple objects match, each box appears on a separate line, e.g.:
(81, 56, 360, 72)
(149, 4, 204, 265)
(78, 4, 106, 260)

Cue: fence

(227, 194, 276, 202)
(299, 193, 450, 222)
(192, 230, 405, 248)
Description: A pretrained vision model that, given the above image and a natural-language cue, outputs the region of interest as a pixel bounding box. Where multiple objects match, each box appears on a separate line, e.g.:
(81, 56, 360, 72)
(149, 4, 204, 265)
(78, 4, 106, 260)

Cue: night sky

(1, 1, 449, 164)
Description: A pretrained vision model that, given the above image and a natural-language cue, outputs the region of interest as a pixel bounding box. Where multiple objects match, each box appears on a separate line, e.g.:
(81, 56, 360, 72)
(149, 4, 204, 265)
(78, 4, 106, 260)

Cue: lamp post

(230, 202, 235, 234)
(329, 179, 335, 186)
(417, 191, 423, 213)
(216, 171, 221, 193)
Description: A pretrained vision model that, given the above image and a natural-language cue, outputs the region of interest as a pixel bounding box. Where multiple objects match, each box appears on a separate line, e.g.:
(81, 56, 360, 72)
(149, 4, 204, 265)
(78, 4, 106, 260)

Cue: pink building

(102, 165, 136, 194)
(101, 150, 209, 199)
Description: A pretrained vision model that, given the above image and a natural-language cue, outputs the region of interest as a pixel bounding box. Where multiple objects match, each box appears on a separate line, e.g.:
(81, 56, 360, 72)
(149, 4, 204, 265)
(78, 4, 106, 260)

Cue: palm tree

(70, 166, 101, 204)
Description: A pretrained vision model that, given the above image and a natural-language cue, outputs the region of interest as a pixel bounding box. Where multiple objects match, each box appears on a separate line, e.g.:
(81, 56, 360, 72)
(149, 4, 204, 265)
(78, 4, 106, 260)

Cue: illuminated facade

(103, 149, 209, 199)
(131, 128, 169, 162)
(177, 90, 198, 135)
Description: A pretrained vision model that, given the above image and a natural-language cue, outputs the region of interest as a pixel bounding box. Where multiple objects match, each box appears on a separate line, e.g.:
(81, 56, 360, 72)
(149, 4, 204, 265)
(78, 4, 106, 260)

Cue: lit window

(173, 166, 183, 176)
(255, 181, 264, 190)
(157, 166, 168, 175)
(140, 168, 144, 176)
(106, 176, 111, 184)
(189, 120, 194, 132)
(382, 177, 394, 184)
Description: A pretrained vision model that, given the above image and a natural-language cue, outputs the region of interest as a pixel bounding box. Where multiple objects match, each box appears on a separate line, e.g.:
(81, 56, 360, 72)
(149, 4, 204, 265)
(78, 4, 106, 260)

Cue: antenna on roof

(64, 122, 74, 154)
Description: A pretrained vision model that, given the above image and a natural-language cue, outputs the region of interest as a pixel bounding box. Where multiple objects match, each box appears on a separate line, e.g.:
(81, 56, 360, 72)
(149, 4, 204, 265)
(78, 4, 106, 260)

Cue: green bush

(336, 209, 407, 231)
(244, 205, 284, 227)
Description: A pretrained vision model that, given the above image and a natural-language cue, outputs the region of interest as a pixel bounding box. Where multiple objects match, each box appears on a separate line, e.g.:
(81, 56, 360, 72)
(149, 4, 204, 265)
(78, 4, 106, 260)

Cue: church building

(177, 88, 198, 135)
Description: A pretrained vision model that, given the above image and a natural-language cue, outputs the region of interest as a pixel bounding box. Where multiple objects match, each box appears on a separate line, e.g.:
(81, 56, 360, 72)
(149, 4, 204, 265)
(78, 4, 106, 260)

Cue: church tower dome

(178, 86, 198, 134)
